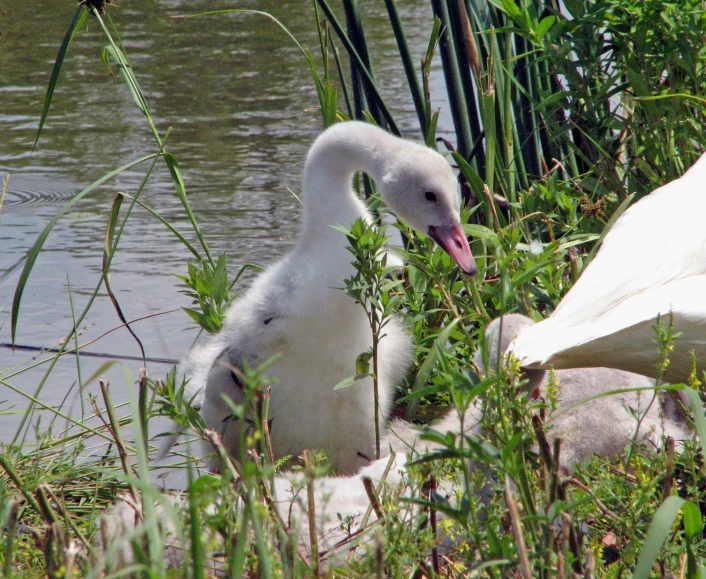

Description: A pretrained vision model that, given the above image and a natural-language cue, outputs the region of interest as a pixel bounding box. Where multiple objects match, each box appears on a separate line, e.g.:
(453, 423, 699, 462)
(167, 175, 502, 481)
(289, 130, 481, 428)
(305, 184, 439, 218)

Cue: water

(0, 1, 451, 444)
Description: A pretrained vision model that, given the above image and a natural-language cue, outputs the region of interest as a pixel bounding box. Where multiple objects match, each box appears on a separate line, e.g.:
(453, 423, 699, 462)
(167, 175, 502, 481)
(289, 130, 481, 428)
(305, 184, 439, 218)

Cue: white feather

(511, 152, 706, 382)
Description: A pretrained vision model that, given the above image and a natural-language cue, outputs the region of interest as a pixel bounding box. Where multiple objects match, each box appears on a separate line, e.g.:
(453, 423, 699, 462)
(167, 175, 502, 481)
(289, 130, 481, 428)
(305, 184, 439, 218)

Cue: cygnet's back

(480, 314, 690, 468)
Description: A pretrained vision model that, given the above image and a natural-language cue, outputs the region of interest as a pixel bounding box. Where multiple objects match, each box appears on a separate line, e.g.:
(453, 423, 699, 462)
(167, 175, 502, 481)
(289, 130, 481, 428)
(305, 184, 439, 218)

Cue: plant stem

(373, 333, 380, 459)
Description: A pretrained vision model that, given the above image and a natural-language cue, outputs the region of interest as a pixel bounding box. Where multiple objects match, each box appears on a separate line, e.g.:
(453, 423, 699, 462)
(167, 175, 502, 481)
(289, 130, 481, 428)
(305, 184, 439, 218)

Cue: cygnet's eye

(424, 191, 437, 203)
(263, 317, 274, 325)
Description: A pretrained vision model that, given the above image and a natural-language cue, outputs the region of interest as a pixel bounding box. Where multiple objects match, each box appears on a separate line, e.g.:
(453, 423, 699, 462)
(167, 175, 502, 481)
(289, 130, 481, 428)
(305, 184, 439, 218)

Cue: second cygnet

(477, 313, 690, 468)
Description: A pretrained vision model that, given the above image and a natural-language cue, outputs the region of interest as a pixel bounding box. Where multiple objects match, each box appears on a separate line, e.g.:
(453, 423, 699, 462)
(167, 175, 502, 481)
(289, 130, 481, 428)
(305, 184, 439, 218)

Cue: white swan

(510, 152, 706, 383)
(169, 121, 476, 474)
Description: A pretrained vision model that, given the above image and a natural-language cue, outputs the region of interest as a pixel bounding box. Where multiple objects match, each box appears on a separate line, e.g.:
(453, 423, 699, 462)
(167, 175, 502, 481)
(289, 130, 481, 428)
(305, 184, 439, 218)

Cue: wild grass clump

(2, 0, 706, 577)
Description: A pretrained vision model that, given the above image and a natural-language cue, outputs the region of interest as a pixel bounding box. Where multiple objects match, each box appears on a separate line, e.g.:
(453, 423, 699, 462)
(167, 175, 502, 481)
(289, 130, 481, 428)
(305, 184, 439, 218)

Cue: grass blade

(632, 495, 685, 579)
(447, 0, 484, 157)
(383, 0, 426, 135)
(0, 174, 8, 215)
(178, 10, 329, 122)
(248, 492, 274, 579)
(102, 194, 147, 365)
(163, 153, 214, 268)
(117, 192, 202, 260)
(328, 27, 354, 119)
(33, 5, 88, 150)
(187, 458, 206, 579)
(2, 500, 17, 579)
(404, 318, 460, 420)
(124, 368, 166, 576)
(316, 0, 401, 135)
(102, 43, 149, 118)
(11, 153, 159, 345)
(342, 0, 381, 125)
(430, 0, 473, 158)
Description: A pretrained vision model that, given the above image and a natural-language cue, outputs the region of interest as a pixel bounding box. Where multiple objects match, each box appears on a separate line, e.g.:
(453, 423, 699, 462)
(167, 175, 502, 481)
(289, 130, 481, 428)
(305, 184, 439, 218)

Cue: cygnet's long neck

(299, 122, 402, 241)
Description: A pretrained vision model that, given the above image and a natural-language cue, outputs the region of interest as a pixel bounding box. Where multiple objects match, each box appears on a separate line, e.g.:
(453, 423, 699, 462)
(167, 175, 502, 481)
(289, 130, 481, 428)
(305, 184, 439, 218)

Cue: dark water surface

(0, 1, 451, 443)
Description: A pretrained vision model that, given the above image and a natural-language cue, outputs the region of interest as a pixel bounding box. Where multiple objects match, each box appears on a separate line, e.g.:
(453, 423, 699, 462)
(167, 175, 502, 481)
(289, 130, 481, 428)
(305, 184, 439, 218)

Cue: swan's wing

(551, 162, 706, 327)
(156, 338, 246, 460)
(515, 276, 706, 381)
(183, 256, 297, 404)
(512, 152, 706, 378)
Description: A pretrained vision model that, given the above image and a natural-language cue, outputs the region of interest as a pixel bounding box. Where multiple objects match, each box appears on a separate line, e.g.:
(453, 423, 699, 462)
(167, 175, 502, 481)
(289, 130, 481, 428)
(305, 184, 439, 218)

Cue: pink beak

(428, 223, 477, 276)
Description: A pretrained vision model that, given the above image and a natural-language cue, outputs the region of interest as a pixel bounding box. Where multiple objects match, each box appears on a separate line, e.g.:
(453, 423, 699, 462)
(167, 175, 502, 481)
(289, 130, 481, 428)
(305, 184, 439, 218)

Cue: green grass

(2, 0, 706, 576)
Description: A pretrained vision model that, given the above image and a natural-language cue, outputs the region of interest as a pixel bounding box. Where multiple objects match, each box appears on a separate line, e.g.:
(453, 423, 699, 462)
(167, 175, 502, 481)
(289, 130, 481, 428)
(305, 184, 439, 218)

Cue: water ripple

(3, 185, 77, 208)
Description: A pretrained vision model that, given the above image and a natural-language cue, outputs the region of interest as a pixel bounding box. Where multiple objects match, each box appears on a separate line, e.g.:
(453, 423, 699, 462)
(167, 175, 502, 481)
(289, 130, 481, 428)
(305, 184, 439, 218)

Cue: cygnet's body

(173, 121, 475, 474)
(480, 314, 690, 467)
(510, 152, 706, 383)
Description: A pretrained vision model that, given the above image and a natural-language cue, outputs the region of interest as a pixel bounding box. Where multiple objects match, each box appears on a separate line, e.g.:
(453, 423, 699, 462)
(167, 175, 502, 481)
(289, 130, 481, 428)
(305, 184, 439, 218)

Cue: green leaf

(189, 474, 222, 504)
(408, 265, 427, 294)
(632, 496, 685, 579)
(34, 5, 88, 149)
(633, 158, 661, 185)
(425, 110, 440, 148)
(534, 15, 555, 42)
(490, 0, 523, 23)
(379, 278, 404, 294)
(683, 386, 706, 479)
(183, 308, 208, 328)
(627, 66, 652, 98)
(211, 254, 228, 304)
(333, 373, 371, 390)
(404, 318, 460, 420)
(464, 224, 500, 245)
(424, 17, 441, 74)
(452, 152, 486, 199)
(537, 90, 574, 109)
(682, 500, 702, 540)
(396, 383, 444, 404)
(102, 43, 149, 117)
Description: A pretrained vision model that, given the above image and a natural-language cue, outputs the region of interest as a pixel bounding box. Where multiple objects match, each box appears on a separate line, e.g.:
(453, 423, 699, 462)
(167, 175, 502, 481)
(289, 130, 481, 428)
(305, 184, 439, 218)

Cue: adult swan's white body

(511, 152, 706, 383)
(170, 121, 475, 474)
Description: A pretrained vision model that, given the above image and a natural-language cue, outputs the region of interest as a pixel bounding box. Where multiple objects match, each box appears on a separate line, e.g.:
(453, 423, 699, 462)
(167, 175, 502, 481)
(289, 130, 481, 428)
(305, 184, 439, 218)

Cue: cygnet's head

(379, 145, 477, 276)
(476, 314, 546, 393)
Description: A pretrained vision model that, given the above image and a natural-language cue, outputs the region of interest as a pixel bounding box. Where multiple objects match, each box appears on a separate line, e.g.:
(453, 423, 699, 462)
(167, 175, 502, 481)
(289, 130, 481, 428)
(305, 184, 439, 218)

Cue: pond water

(0, 1, 453, 445)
